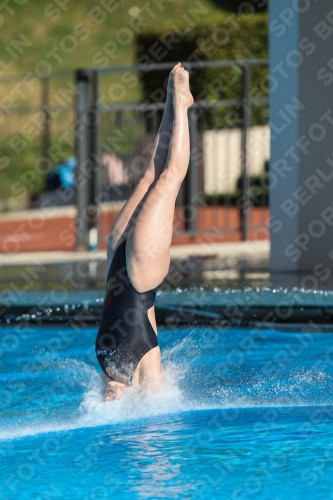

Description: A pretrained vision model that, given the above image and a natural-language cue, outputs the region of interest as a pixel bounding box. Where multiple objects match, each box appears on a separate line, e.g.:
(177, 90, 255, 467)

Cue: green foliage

(136, 13, 268, 128)
(0, 0, 268, 202)
(205, 172, 269, 206)
(137, 14, 268, 129)
(210, 0, 267, 13)
(136, 14, 268, 100)
(0, 0, 231, 76)
(0, 137, 43, 205)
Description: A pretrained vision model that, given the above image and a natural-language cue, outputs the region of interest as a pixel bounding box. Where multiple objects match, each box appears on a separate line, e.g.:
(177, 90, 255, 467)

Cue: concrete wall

(203, 125, 270, 194)
(270, 1, 333, 272)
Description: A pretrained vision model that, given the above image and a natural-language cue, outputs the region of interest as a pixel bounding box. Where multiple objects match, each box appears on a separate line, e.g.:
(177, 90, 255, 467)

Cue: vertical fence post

(88, 70, 100, 252)
(75, 69, 90, 251)
(240, 65, 251, 241)
(41, 77, 51, 162)
(186, 105, 198, 234)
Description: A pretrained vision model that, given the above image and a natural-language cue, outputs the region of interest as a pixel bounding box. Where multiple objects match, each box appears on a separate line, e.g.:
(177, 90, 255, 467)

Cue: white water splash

(0, 359, 198, 441)
(79, 366, 189, 426)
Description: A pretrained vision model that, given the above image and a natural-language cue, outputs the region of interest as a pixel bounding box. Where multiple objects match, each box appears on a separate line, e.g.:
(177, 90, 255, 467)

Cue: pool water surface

(1, 324, 333, 499)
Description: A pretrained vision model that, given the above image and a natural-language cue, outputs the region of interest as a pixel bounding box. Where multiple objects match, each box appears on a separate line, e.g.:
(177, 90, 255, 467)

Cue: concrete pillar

(269, 1, 333, 273)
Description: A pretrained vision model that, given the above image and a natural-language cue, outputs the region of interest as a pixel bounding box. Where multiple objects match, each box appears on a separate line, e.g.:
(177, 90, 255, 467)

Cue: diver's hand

(104, 380, 127, 401)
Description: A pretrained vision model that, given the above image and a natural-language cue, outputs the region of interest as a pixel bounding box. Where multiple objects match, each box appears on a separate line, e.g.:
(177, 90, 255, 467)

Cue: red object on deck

(0, 207, 269, 253)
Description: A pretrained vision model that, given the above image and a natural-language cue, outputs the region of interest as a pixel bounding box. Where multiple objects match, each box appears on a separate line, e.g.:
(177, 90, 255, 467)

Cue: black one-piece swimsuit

(95, 239, 158, 384)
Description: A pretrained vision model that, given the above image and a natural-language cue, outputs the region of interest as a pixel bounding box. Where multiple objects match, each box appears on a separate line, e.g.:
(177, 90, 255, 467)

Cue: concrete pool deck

(2, 240, 333, 326)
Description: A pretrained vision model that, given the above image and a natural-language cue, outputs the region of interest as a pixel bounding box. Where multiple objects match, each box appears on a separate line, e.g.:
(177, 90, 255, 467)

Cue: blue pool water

(1, 324, 333, 499)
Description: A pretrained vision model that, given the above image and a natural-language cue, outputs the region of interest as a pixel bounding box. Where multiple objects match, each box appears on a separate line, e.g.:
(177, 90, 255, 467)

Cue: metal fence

(0, 60, 269, 251)
(75, 60, 269, 250)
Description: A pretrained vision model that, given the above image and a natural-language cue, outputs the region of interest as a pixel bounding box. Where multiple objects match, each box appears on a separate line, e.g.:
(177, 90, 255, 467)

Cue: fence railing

(0, 60, 269, 251)
(75, 60, 269, 250)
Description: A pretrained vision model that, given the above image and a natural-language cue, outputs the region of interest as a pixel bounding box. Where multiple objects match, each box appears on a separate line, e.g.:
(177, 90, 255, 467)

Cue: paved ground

(0, 240, 269, 266)
(2, 239, 333, 292)
(0, 240, 270, 293)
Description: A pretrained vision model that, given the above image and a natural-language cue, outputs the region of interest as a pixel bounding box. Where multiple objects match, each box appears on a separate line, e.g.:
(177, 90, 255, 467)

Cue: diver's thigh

(125, 175, 178, 292)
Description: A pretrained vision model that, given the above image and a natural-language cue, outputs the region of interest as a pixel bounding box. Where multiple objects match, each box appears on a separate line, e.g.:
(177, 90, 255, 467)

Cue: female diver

(95, 62, 194, 401)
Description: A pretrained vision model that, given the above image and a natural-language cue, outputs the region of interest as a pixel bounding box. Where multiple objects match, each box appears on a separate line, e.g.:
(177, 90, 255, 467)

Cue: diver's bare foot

(173, 64, 194, 109)
(166, 62, 181, 99)
(104, 380, 127, 401)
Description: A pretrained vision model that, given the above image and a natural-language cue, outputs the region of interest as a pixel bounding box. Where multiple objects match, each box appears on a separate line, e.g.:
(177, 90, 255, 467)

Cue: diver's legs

(126, 66, 194, 293)
(105, 63, 181, 266)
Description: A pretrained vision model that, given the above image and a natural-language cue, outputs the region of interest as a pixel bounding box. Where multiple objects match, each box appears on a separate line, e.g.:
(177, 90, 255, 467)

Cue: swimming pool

(1, 323, 333, 499)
